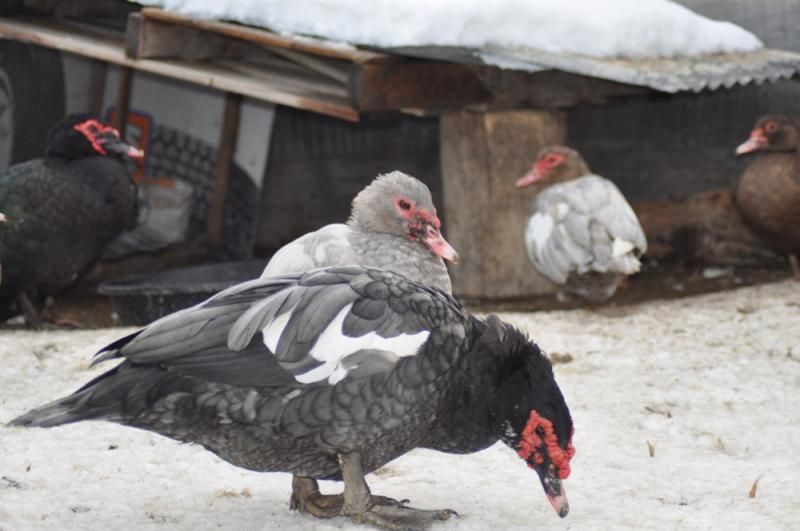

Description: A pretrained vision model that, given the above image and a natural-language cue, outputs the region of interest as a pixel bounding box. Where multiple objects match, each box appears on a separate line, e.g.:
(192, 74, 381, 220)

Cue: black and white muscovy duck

(11, 266, 575, 529)
(0, 114, 142, 326)
(735, 115, 800, 277)
(260, 171, 459, 293)
(516, 145, 647, 302)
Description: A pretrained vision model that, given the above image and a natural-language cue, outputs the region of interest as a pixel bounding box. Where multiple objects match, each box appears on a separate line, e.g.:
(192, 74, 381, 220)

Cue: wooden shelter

(1, 1, 798, 299)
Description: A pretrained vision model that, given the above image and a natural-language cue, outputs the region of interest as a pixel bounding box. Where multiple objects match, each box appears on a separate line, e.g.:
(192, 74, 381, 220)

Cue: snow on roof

(134, 0, 762, 60)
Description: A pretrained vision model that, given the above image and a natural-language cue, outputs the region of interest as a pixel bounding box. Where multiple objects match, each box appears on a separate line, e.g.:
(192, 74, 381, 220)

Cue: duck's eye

(765, 121, 777, 133)
(398, 199, 412, 211)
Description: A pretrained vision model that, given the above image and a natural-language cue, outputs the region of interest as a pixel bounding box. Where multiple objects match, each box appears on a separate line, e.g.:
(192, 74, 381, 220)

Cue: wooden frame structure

(7, 5, 726, 298)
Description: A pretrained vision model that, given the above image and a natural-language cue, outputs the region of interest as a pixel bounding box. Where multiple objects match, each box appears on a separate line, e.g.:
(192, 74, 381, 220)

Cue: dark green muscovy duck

(10, 266, 575, 530)
(0, 114, 141, 326)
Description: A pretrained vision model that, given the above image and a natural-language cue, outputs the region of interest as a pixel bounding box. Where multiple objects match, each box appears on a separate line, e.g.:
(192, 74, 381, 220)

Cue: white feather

(612, 237, 635, 257)
(261, 308, 294, 352)
(296, 303, 429, 384)
(525, 212, 554, 250)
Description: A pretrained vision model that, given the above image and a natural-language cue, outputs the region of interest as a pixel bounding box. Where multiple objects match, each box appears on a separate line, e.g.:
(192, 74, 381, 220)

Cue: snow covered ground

(1, 280, 799, 530)
(135, 0, 762, 59)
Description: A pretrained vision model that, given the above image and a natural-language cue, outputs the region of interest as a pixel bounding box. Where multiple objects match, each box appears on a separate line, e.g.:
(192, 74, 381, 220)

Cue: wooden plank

(352, 61, 491, 111)
(440, 111, 491, 298)
(353, 60, 649, 113)
(129, 12, 351, 84)
(126, 12, 234, 61)
(214, 59, 348, 99)
(482, 69, 649, 109)
(111, 66, 133, 133)
(140, 7, 391, 65)
(0, 17, 360, 121)
(267, 47, 349, 84)
(208, 92, 241, 246)
(440, 109, 566, 299)
(633, 189, 783, 266)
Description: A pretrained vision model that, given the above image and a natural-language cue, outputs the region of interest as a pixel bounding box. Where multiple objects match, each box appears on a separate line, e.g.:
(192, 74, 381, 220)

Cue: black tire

(146, 124, 259, 260)
(0, 40, 65, 171)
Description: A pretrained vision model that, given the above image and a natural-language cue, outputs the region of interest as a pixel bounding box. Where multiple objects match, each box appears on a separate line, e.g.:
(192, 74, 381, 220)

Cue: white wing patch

(259, 303, 430, 385)
(556, 202, 570, 218)
(262, 308, 295, 352)
(612, 238, 635, 257)
(526, 212, 554, 250)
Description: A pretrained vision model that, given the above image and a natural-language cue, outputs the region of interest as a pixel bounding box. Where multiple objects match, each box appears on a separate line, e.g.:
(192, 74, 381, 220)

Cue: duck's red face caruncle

(393, 195, 460, 263)
(516, 409, 576, 518)
(74, 119, 144, 159)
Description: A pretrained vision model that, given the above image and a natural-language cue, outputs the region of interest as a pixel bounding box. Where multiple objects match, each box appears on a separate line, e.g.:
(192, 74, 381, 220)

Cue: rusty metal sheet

(386, 44, 800, 93)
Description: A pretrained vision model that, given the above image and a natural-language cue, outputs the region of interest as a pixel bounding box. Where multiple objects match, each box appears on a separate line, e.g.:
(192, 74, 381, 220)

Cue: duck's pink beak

(422, 223, 460, 263)
(736, 129, 768, 155)
(516, 163, 547, 188)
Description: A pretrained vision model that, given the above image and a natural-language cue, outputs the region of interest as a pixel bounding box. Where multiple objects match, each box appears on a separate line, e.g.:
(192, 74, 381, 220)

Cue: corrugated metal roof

(386, 45, 800, 93)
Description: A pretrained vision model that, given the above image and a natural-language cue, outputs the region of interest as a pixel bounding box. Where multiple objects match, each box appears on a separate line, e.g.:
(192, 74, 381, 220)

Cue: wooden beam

(126, 12, 234, 61)
(479, 69, 650, 109)
(0, 17, 359, 121)
(139, 7, 390, 64)
(352, 61, 492, 111)
(111, 65, 133, 134)
(440, 109, 566, 299)
(267, 47, 349, 85)
(208, 92, 241, 246)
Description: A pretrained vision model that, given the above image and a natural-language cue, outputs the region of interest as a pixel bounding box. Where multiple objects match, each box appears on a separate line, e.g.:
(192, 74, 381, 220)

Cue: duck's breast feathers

(525, 175, 647, 282)
(96, 266, 469, 389)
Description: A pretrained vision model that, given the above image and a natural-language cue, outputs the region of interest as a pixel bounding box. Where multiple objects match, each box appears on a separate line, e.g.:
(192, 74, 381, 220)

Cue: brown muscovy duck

(260, 171, 459, 294)
(735, 115, 800, 276)
(516, 145, 647, 302)
(0, 114, 141, 326)
(10, 266, 575, 529)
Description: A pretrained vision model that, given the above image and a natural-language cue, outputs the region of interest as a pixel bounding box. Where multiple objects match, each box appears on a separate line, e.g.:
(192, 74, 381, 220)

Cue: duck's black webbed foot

(339, 451, 457, 530)
(290, 454, 456, 529)
(289, 476, 343, 518)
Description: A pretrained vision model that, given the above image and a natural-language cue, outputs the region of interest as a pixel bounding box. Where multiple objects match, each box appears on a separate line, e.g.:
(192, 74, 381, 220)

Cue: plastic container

(98, 260, 267, 326)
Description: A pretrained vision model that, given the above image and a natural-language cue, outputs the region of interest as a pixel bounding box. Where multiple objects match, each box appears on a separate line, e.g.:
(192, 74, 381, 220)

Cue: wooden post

(88, 59, 108, 116)
(112, 66, 133, 134)
(440, 109, 566, 299)
(208, 92, 241, 246)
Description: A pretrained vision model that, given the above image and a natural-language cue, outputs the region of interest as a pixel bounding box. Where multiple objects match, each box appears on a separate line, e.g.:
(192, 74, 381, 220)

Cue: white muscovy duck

(11, 265, 575, 529)
(260, 171, 459, 294)
(516, 145, 647, 302)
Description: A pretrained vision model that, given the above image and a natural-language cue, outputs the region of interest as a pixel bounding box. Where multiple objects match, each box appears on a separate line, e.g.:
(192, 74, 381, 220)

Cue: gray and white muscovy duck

(516, 145, 647, 302)
(10, 265, 575, 529)
(0, 114, 142, 326)
(735, 115, 800, 277)
(260, 171, 459, 294)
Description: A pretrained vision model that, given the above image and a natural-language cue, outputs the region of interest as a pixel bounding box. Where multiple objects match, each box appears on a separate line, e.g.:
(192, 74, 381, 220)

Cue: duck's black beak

(537, 468, 569, 518)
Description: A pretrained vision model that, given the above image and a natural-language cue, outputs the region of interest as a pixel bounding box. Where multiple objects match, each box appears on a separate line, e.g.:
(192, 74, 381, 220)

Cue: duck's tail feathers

(8, 362, 164, 428)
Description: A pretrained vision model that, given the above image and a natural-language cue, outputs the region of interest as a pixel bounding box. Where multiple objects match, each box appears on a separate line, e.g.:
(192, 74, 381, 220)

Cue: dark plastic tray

(98, 260, 267, 326)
